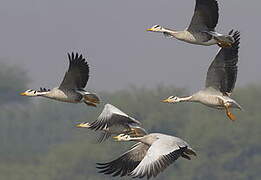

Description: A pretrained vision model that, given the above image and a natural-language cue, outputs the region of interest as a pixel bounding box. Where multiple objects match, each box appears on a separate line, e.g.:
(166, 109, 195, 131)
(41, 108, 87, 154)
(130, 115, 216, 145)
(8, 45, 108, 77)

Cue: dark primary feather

(89, 114, 139, 131)
(86, 104, 142, 143)
(131, 146, 188, 179)
(39, 87, 50, 92)
(59, 52, 89, 90)
(97, 143, 149, 177)
(96, 132, 111, 143)
(205, 30, 240, 93)
(188, 0, 219, 31)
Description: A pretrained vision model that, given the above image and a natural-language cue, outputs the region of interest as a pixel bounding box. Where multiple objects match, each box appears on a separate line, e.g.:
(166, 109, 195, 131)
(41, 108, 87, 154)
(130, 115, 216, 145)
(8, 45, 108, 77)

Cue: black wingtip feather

(228, 29, 234, 35)
(229, 30, 240, 48)
(67, 53, 71, 61)
(67, 52, 87, 62)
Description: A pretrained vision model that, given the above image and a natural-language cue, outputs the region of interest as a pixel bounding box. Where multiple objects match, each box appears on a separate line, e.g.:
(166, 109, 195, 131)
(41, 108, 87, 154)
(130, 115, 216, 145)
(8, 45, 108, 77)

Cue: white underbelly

(180, 37, 217, 46)
(46, 96, 81, 103)
(201, 103, 224, 110)
(44, 89, 83, 103)
(197, 95, 223, 109)
(176, 31, 217, 46)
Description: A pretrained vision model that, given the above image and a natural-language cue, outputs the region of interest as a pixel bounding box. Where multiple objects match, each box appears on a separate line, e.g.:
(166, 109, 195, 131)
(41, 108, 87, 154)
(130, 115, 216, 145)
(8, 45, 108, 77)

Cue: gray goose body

(97, 133, 196, 179)
(163, 31, 242, 120)
(76, 104, 147, 142)
(191, 87, 240, 109)
(20, 52, 100, 107)
(42, 88, 83, 103)
(147, 0, 234, 47)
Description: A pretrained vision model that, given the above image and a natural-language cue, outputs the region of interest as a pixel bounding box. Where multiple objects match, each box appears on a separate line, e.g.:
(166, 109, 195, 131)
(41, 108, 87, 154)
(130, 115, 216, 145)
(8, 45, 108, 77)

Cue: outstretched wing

(97, 143, 149, 177)
(59, 52, 89, 90)
(187, 0, 219, 32)
(205, 30, 240, 94)
(89, 104, 141, 131)
(130, 137, 188, 179)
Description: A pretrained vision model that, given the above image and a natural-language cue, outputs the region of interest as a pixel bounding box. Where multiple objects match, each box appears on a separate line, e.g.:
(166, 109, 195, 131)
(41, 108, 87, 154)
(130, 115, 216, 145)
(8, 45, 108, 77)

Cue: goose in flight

(162, 30, 242, 120)
(20, 52, 100, 107)
(97, 133, 196, 179)
(147, 0, 234, 47)
(76, 104, 147, 142)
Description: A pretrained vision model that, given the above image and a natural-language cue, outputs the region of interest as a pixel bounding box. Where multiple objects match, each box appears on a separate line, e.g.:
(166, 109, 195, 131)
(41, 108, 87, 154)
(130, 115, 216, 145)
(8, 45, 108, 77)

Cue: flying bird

(147, 0, 234, 47)
(20, 52, 100, 107)
(76, 104, 147, 142)
(162, 30, 242, 120)
(97, 133, 196, 179)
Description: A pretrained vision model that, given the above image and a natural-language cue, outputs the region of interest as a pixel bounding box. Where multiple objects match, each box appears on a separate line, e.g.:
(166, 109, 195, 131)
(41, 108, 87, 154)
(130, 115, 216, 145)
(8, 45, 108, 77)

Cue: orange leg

(127, 128, 142, 137)
(225, 105, 236, 121)
(84, 101, 97, 107)
(217, 41, 232, 48)
(130, 128, 138, 136)
(84, 96, 100, 104)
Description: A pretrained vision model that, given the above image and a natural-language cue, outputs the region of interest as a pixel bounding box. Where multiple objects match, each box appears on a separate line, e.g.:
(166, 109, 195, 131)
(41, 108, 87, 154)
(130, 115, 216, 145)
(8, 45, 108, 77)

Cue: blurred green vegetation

(0, 62, 29, 105)
(0, 63, 260, 180)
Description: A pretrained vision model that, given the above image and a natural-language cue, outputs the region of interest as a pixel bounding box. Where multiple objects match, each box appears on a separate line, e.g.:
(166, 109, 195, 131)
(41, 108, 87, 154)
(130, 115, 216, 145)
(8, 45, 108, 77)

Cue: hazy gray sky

(1, 0, 260, 92)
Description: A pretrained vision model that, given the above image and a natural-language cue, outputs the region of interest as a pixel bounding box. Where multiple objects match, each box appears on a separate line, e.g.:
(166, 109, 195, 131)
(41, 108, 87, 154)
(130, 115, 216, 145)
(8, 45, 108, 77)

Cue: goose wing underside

(130, 137, 188, 179)
(97, 143, 149, 177)
(59, 52, 89, 90)
(88, 104, 141, 133)
(205, 30, 240, 94)
(187, 0, 219, 32)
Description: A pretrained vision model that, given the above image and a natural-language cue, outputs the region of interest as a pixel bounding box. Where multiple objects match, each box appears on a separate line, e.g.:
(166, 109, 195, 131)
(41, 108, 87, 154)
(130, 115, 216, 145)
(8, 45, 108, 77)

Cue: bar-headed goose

(20, 52, 100, 107)
(147, 0, 234, 47)
(162, 31, 242, 120)
(97, 133, 196, 179)
(76, 104, 147, 142)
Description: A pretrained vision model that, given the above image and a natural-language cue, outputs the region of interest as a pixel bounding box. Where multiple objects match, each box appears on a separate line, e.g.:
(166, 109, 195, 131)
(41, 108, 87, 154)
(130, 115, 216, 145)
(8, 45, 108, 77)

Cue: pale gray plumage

(188, 0, 219, 32)
(97, 143, 149, 177)
(76, 104, 147, 142)
(205, 30, 240, 94)
(20, 52, 100, 107)
(147, 0, 234, 47)
(97, 133, 196, 179)
(163, 31, 242, 120)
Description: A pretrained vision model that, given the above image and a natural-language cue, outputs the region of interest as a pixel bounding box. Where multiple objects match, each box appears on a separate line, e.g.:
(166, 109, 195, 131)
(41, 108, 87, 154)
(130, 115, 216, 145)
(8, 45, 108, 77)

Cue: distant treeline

(0, 62, 260, 180)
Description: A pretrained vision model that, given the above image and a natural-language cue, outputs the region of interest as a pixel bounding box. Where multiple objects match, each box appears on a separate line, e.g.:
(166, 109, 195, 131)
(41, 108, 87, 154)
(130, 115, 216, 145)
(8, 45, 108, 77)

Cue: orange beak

(20, 92, 27, 96)
(161, 98, 171, 103)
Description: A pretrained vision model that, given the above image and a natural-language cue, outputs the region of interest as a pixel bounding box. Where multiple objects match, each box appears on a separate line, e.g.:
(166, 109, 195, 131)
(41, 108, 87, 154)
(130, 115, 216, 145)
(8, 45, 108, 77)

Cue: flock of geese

(20, 0, 242, 179)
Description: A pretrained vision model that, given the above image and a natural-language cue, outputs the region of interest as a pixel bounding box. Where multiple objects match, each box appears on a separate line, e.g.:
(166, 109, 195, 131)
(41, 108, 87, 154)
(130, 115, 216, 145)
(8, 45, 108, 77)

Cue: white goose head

(20, 88, 50, 97)
(147, 24, 164, 32)
(20, 89, 39, 97)
(161, 96, 181, 103)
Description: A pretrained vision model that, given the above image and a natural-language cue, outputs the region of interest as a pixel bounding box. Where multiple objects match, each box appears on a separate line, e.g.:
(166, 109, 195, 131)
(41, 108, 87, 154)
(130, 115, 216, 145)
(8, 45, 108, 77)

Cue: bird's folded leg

(211, 33, 234, 48)
(225, 105, 236, 121)
(217, 41, 232, 48)
(84, 94, 100, 104)
(129, 128, 144, 137)
(84, 101, 97, 107)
